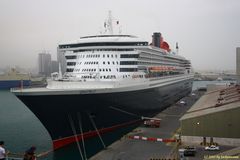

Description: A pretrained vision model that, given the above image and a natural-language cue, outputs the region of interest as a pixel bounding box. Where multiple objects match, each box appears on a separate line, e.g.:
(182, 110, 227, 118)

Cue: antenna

(103, 11, 113, 35)
(58, 63, 62, 79)
(119, 25, 122, 34)
(176, 42, 179, 54)
(103, 11, 121, 35)
(107, 11, 113, 34)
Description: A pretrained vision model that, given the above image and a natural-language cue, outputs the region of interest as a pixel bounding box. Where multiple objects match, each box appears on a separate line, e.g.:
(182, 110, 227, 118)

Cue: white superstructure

(47, 33, 192, 91)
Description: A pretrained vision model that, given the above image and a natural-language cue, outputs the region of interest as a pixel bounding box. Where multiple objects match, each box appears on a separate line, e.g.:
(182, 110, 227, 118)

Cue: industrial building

(180, 47, 240, 146)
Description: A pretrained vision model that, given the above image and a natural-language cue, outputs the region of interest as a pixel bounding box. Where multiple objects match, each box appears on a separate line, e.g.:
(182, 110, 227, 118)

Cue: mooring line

(68, 114, 84, 160)
(109, 106, 140, 117)
(77, 112, 88, 160)
(88, 112, 106, 149)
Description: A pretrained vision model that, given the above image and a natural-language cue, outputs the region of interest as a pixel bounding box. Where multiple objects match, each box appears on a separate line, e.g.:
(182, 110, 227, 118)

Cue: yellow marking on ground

(166, 127, 181, 146)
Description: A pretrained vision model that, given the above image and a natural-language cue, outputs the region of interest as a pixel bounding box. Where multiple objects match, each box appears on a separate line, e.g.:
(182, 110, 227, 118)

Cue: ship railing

(148, 73, 193, 81)
(10, 84, 46, 92)
(6, 150, 52, 160)
(5, 152, 24, 160)
(6, 157, 23, 160)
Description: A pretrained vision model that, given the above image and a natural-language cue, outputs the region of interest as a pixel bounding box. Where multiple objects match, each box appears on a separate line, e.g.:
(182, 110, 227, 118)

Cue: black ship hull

(16, 79, 193, 149)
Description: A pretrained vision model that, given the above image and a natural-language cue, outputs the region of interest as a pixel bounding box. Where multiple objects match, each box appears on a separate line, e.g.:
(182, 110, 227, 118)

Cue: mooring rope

(77, 112, 87, 160)
(87, 112, 106, 149)
(109, 106, 140, 117)
(68, 114, 84, 160)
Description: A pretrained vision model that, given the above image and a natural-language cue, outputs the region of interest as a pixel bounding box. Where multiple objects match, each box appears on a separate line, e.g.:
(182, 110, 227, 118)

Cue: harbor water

(0, 81, 234, 159)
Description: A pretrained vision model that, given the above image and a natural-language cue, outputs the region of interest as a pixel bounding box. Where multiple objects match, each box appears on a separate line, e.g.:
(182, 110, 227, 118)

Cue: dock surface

(90, 91, 202, 160)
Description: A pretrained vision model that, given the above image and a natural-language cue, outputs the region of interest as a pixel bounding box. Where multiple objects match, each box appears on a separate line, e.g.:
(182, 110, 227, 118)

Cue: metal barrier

(6, 156, 23, 160)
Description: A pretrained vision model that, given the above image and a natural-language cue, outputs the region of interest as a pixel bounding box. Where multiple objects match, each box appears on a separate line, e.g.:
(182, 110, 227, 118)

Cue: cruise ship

(0, 68, 31, 89)
(12, 16, 193, 151)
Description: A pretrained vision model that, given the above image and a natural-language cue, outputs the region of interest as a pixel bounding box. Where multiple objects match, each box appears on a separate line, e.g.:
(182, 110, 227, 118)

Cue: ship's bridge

(59, 35, 148, 49)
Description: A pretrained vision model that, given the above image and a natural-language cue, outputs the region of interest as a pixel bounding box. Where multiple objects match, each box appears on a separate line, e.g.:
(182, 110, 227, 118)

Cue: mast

(58, 63, 63, 79)
(103, 11, 121, 35)
(176, 42, 179, 54)
(104, 11, 114, 35)
(107, 11, 113, 35)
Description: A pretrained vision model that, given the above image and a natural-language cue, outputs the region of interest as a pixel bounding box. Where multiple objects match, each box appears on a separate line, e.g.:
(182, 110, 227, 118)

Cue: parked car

(205, 145, 220, 151)
(184, 146, 196, 156)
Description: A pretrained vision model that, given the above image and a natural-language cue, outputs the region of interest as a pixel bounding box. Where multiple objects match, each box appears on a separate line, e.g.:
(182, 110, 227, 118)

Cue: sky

(0, 0, 239, 71)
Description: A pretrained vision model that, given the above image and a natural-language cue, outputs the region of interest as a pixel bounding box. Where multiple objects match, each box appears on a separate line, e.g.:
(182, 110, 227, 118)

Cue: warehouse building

(180, 84, 240, 146)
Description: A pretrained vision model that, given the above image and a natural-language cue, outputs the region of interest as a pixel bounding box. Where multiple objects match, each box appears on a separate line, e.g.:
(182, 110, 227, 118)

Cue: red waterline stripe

(53, 119, 141, 150)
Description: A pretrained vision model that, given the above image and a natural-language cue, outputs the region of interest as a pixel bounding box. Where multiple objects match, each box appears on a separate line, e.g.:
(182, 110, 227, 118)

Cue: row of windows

(81, 75, 116, 79)
(86, 54, 100, 58)
(100, 75, 116, 79)
(99, 68, 112, 72)
(146, 71, 184, 78)
(66, 55, 77, 59)
(73, 49, 134, 52)
(69, 54, 119, 59)
(76, 68, 137, 72)
(120, 54, 139, 58)
(119, 68, 138, 72)
(140, 51, 183, 63)
(138, 61, 180, 67)
(103, 61, 119, 65)
(120, 61, 138, 65)
(139, 55, 180, 66)
(66, 54, 139, 60)
(66, 68, 74, 72)
(67, 62, 76, 66)
(84, 61, 99, 65)
(121, 74, 144, 79)
(140, 53, 179, 64)
(59, 42, 148, 49)
(82, 68, 97, 72)
(75, 68, 114, 72)
(103, 54, 117, 58)
(123, 75, 131, 78)
(70, 61, 119, 66)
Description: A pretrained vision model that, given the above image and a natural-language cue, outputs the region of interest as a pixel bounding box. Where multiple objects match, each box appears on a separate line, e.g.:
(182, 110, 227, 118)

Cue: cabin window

(66, 68, 74, 72)
(120, 61, 138, 65)
(120, 54, 139, 58)
(119, 68, 138, 72)
(67, 62, 76, 66)
(65, 55, 77, 59)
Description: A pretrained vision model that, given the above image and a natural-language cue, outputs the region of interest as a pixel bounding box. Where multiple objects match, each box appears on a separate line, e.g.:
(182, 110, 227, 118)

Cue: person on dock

(23, 146, 37, 160)
(0, 141, 8, 160)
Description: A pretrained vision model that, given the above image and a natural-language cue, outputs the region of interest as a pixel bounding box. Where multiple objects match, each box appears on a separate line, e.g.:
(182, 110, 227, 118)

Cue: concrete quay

(90, 91, 203, 160)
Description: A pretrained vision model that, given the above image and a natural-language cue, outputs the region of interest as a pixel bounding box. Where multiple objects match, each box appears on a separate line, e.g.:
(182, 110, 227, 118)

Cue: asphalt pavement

(90, 90, 204, 160)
